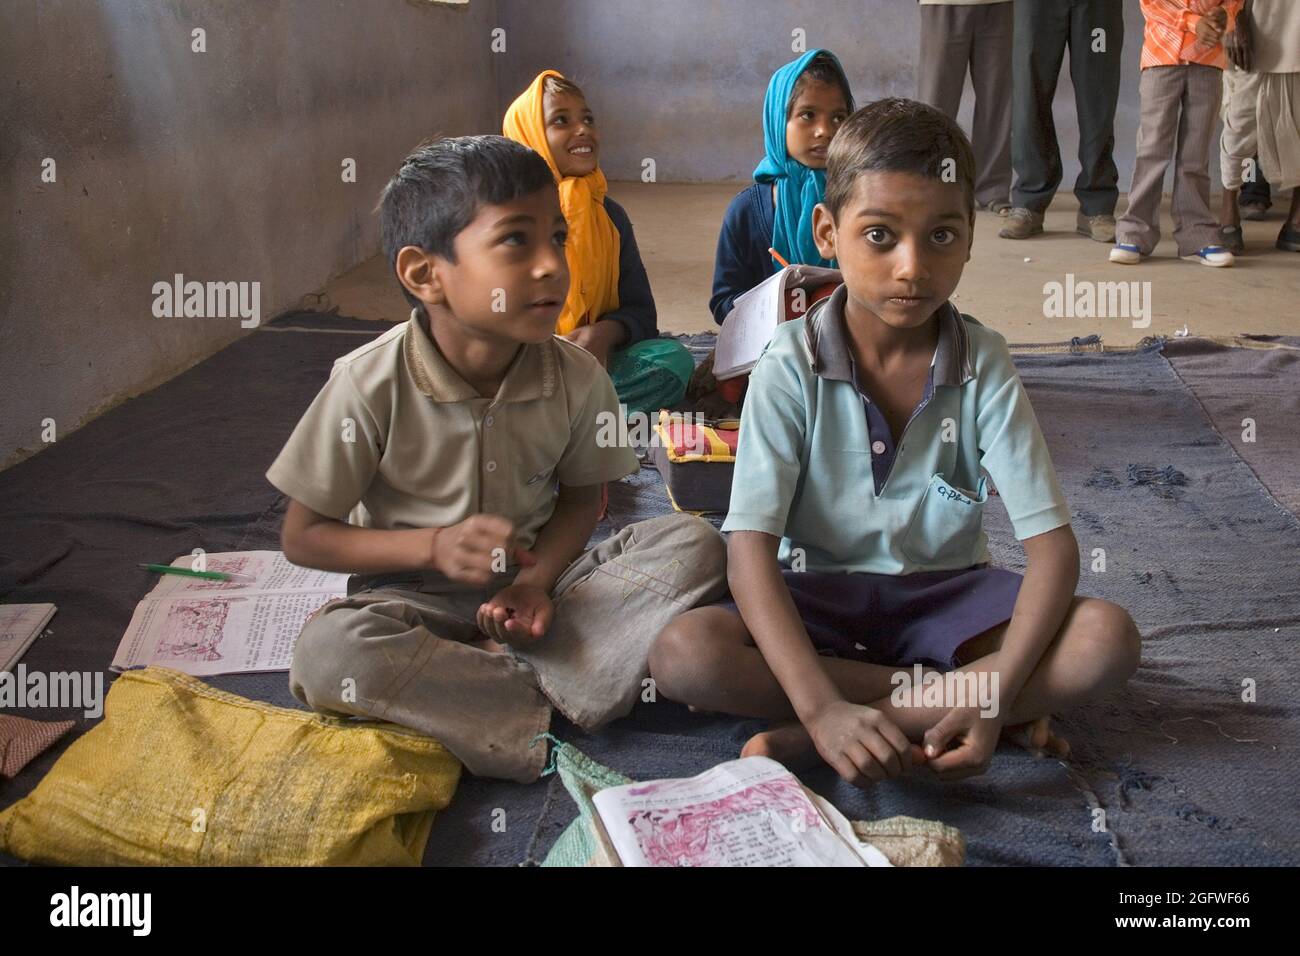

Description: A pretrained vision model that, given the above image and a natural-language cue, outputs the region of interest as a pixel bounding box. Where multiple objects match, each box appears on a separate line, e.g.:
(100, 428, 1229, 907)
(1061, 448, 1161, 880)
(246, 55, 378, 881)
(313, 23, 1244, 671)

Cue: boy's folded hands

(807, 700, 920, 788)
(922, 705, 1004, 781)
(477, 582, 553, 645)
(1194, 6, 1228, 46)
(427, 513, 552, 645)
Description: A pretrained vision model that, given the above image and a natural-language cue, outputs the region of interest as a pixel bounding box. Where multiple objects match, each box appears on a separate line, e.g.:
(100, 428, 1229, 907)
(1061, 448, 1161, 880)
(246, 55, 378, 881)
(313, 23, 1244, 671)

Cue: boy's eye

(932, 228, 957, 246)
(865, 227, 893, 245)
(553, 230, 568, 246)
(501, 231, 527, 247)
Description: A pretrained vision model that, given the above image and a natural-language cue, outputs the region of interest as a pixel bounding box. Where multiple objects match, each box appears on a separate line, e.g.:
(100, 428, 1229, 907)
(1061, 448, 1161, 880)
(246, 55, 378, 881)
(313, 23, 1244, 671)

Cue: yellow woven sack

(0, 667, 461, 866)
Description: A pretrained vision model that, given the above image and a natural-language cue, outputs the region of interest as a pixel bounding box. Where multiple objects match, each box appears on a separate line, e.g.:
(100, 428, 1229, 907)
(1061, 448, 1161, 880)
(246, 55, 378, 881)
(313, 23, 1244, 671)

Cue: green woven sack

(607, 338, 695, 417)
(540, 742, 630, 867)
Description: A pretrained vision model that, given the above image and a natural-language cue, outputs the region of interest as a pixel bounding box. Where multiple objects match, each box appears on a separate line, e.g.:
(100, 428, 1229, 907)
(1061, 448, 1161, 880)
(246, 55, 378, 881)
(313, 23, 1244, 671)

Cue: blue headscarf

(753, 49, 851, 269)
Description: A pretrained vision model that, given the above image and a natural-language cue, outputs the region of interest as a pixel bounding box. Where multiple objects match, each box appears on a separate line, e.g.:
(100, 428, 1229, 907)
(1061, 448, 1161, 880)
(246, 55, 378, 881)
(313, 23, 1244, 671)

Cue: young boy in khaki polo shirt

(266, 136, 726, 782)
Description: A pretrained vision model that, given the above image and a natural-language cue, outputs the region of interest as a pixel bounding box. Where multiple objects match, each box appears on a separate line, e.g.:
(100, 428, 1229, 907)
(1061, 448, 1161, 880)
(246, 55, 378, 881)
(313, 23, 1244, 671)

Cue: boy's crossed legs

(649, 595, 1140, 781)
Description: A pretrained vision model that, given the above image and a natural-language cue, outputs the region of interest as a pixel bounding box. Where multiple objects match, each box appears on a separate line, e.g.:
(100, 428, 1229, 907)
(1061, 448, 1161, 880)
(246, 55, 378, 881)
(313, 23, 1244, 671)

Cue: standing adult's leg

(969, 1, 1015, 209)
(1218, 67, 1261, 244)
(1116, 66, 1187, 256)
(1069, 0, 1125, 217)
(1010, 0, 1071, 213)
(918, 4, 974, 120)
(1239, 157, 1272, 216)
(1170, 64, 1225, 258)
(1254, 72, 1300, 248)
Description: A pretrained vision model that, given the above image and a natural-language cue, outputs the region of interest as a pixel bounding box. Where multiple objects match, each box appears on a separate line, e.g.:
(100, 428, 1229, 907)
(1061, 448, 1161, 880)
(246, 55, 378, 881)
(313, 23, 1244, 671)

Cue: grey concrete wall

(495, 1, 1193, 187)
(1, 0, 499, 468)
(2, 0, 1229, 469)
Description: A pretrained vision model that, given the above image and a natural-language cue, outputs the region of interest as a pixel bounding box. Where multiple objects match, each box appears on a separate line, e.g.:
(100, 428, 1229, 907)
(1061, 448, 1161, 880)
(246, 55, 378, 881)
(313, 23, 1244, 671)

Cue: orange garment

(1139, 0, 1242, 70)
(503, 70, 620, 336)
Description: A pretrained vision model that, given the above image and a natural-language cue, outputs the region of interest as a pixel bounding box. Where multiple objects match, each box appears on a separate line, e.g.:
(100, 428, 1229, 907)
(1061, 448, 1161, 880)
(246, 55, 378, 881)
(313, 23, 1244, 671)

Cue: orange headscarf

(503, 70, 620, 336)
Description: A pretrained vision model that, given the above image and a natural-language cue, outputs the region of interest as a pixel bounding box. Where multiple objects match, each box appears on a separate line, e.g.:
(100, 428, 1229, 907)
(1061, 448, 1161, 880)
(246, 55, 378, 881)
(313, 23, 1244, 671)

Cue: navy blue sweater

(710, 183, 777, 325)
(600, 196, 657, 346)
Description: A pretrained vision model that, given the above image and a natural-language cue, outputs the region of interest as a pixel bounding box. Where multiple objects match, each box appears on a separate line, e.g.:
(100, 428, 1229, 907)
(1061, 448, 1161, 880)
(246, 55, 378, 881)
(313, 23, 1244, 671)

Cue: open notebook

(0, 604, 57, 673)
(714, 264, 841, 381)
(111, 552, 348, 676)
(591, 755, 892, 867)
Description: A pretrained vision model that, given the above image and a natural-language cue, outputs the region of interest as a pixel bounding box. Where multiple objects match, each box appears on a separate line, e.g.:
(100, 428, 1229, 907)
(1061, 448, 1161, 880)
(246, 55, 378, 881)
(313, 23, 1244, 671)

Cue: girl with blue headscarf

(709, 50, 854, 325)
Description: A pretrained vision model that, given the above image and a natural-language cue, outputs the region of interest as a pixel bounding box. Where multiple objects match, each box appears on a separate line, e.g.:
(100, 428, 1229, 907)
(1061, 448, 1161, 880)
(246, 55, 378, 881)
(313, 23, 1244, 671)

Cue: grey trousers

(1117, 64, 1224, 257)
(289, 512, 728, 782)
(1220, 66, 1261, 191)
(1011, 0, 1124, 214)
(918, 2, 1014, 207)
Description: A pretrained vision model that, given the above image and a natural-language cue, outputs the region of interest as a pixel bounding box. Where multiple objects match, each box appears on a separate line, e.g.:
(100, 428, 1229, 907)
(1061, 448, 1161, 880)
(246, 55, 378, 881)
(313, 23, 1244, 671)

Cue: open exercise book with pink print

(111, 551, 348, 677)
(591, 755, 892, 867)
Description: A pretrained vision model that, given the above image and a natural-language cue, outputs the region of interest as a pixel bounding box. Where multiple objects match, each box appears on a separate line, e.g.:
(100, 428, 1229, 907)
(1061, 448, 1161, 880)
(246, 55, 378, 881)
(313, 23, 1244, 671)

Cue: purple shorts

(714, 566, 1023, 669)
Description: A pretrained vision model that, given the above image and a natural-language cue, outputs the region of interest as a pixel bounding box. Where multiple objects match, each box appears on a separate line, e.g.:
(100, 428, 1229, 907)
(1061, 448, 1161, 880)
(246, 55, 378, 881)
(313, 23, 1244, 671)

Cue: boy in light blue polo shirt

(650, 99, 1141, 788)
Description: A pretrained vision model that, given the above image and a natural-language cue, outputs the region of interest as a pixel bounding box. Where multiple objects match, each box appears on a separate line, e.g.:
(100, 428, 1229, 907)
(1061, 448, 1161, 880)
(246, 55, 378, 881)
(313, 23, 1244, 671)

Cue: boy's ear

(395, 246, 445, 306)
(812, 202, 837, 261)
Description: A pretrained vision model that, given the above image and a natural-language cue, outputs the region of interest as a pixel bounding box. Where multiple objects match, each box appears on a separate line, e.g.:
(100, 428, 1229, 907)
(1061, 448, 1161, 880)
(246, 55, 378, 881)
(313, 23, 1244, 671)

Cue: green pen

(139, 563, 254, 583)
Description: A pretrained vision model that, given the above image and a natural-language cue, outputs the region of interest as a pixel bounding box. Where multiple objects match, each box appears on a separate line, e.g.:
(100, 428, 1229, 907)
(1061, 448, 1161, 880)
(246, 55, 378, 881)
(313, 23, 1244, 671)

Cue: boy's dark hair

(378, 134, 556, 310)
(823, 98, 975, 223)
(789, 52, 855, 117)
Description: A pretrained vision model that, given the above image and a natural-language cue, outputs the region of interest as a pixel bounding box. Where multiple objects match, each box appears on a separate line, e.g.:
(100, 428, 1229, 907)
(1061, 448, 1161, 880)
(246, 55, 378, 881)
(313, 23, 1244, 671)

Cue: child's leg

(649, 606, 924, 720)
(1116, 66, 1186, 254)
(1170, 64, 1226, 257)
(514, 512, 727, 730)
(859, 596, 1139, 741)
(289, 587, 552, 782)
(736, 596, 1139, 768)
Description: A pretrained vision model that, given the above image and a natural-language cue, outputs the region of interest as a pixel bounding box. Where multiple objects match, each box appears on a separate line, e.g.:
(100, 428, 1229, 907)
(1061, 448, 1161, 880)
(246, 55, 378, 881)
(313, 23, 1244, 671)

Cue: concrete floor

(322, 182, 1298, 346)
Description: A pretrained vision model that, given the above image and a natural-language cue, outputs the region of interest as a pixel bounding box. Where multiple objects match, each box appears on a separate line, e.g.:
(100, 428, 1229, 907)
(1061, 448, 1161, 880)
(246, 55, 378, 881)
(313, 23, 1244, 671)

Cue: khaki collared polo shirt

(267, 309, 638, 551)
(721, 285, 1071, 574)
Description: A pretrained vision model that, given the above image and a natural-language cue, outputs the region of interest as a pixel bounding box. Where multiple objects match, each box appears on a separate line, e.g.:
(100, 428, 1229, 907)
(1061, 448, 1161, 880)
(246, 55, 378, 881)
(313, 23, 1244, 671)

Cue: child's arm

(729, 530, 914, 786)
(989, 524, 1080, 713)
(478, 364, 638, 643)
(923, 526, 1079, 778)
(599, 197, 657, 346)
(924, 335, 1078, 775)
(710, 189, 770, 325)
(504, 482, 602, 593)
(282, 498, 530, 584)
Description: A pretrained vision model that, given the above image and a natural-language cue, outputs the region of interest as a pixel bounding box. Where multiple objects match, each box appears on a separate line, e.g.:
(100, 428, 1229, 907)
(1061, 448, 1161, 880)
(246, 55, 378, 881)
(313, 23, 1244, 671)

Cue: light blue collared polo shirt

(720, 284, 1072, 574)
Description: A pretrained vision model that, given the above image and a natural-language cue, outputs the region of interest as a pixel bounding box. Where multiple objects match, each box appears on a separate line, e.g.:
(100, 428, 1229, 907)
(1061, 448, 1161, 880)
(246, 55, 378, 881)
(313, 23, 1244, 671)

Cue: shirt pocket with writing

(900, 473, 988, 569)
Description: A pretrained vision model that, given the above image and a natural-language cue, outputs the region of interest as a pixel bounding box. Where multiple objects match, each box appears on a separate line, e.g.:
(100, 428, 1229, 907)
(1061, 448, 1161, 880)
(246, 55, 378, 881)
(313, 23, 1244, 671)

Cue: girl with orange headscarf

(503, 71, 694, 415)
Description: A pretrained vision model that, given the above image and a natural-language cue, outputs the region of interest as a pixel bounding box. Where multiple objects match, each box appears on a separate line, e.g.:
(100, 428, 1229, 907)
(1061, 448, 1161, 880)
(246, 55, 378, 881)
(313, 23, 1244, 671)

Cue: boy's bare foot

(742, 721, 822, 771)
(1002, 716, 1070, 758)
(741, 721, 928, 774)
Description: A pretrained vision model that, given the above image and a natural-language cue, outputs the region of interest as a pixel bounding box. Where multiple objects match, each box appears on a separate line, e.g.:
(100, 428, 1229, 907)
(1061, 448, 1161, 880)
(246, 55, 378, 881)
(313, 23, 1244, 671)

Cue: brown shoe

(1077, 212, 1116, 243)
(1240, 202, 1270, 221)
(999, 207, 1044, 240)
